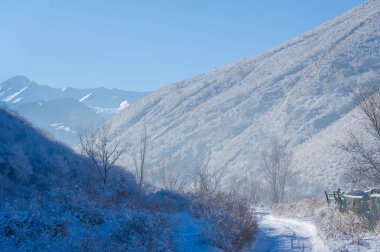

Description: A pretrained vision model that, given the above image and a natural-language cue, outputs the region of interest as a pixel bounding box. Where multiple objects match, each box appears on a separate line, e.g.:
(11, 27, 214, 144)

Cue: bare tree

(340, 88, 380, 185)
(237, 176, 264, 205)
(78, 122, 129, 186)
(157, 155, 188, 191)
(133, 122, 147, 193)
(261, 137, 293, 204)
(192, 159, 226, 197)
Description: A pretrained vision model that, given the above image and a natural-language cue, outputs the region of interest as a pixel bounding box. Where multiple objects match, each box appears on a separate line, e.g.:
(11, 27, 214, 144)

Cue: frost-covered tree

(79, 122, 129, 186)
(341, 88, 380, 185)
(192, 159, 226, 197)
(157, 155, 188, 191)
(133, 122, 147, 193)
(262, 137, 293, 204)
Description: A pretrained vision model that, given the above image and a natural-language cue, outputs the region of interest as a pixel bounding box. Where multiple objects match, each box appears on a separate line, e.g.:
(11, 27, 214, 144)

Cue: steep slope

(0, 107, 173, 251)
(292, 105, 371, 193)
(109, 0, 380, 194)
(294, 118, 355, 192)
(0, 107, 99, 199)
(0, 107, 171, 250)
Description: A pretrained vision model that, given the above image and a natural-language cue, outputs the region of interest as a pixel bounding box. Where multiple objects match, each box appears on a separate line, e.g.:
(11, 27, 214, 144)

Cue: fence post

(370, 194, 380, 228)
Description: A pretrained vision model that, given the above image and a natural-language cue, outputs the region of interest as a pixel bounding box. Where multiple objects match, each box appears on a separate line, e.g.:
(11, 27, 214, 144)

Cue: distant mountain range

(0, 76, 149, 145)
(107, 0, 380, 196)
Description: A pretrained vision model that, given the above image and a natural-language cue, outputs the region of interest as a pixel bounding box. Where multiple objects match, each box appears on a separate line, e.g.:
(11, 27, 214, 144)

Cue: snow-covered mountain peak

(0, 76, 149, 146)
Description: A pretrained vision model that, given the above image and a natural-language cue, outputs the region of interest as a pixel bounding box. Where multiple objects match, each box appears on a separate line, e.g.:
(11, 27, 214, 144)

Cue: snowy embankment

(251, 211, 329, 252)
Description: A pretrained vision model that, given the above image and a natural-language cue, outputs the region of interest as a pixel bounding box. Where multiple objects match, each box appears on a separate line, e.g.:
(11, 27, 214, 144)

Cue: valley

(1, 0, 380, 251)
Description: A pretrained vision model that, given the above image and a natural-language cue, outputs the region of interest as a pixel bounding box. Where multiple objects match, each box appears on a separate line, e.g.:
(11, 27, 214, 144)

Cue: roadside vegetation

(0, 107, 257, 251)
(273, 197, 379, 250)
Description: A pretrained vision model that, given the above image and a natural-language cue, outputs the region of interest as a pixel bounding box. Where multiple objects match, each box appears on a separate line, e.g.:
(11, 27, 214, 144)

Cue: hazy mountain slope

(15, 98, 103, 146)
(0, 76, 149, 145)
(108, 0, 380, 193)
(292, 107, 362, 193)
(292, 102, 379, 193)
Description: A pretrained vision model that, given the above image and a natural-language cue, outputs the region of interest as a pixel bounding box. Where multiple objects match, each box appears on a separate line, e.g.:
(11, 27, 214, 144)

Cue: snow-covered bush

(0, 213, 68, 251)
(73, 207, 105, 227)
(314, 207, 368, 245)
(273, 197, 325, 219)
(190, 192, 257, 251)
(111, 211, 174, 251)
(140, 190, 190, 212)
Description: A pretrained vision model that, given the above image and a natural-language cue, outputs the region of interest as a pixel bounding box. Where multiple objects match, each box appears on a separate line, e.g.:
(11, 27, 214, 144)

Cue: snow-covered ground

(251, 211, 329, 252)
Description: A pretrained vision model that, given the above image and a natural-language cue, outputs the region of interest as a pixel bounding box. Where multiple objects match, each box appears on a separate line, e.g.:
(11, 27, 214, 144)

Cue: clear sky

(0, 0, 364, 91)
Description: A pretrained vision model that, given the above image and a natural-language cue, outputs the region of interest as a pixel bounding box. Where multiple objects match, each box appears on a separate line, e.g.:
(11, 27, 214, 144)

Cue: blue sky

(0, 0, 364, 91)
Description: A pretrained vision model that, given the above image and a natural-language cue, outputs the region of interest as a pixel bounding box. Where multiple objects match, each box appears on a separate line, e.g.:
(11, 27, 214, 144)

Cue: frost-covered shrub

(0, 213, 68, 249)
(73, 208, 105, 227)
(140, 190, 189, 212)
(189, 192, 257, 251)
(315, 207, 368, 245)
(273, 197, 325, 219)
(372, 223, 380, 247)
(200, 209, 240, 251)
(111, 211, 174, 251)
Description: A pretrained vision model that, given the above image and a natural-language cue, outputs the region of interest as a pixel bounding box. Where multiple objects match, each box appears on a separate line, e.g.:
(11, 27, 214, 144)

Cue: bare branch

(340, 87, 380, 185)
(157, 155, 189, 191)
(78, 122, 129, 186)
(133, 122, 148, 193)
(261, 137, 294, 204)
(191, 156, 226, 198)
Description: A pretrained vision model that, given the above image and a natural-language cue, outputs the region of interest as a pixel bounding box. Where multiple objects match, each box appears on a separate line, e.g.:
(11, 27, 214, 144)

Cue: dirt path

(251, 211, 329, 252)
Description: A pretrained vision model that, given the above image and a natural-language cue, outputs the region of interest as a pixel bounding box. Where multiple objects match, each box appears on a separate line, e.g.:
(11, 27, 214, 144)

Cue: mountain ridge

(0, 75, 149, 145)
(0, 75, 149, 110)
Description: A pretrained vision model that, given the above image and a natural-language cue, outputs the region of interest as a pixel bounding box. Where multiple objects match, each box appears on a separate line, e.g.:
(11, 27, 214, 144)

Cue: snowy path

(251, 211, 329, 252)
(172, 213, 221, 252)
